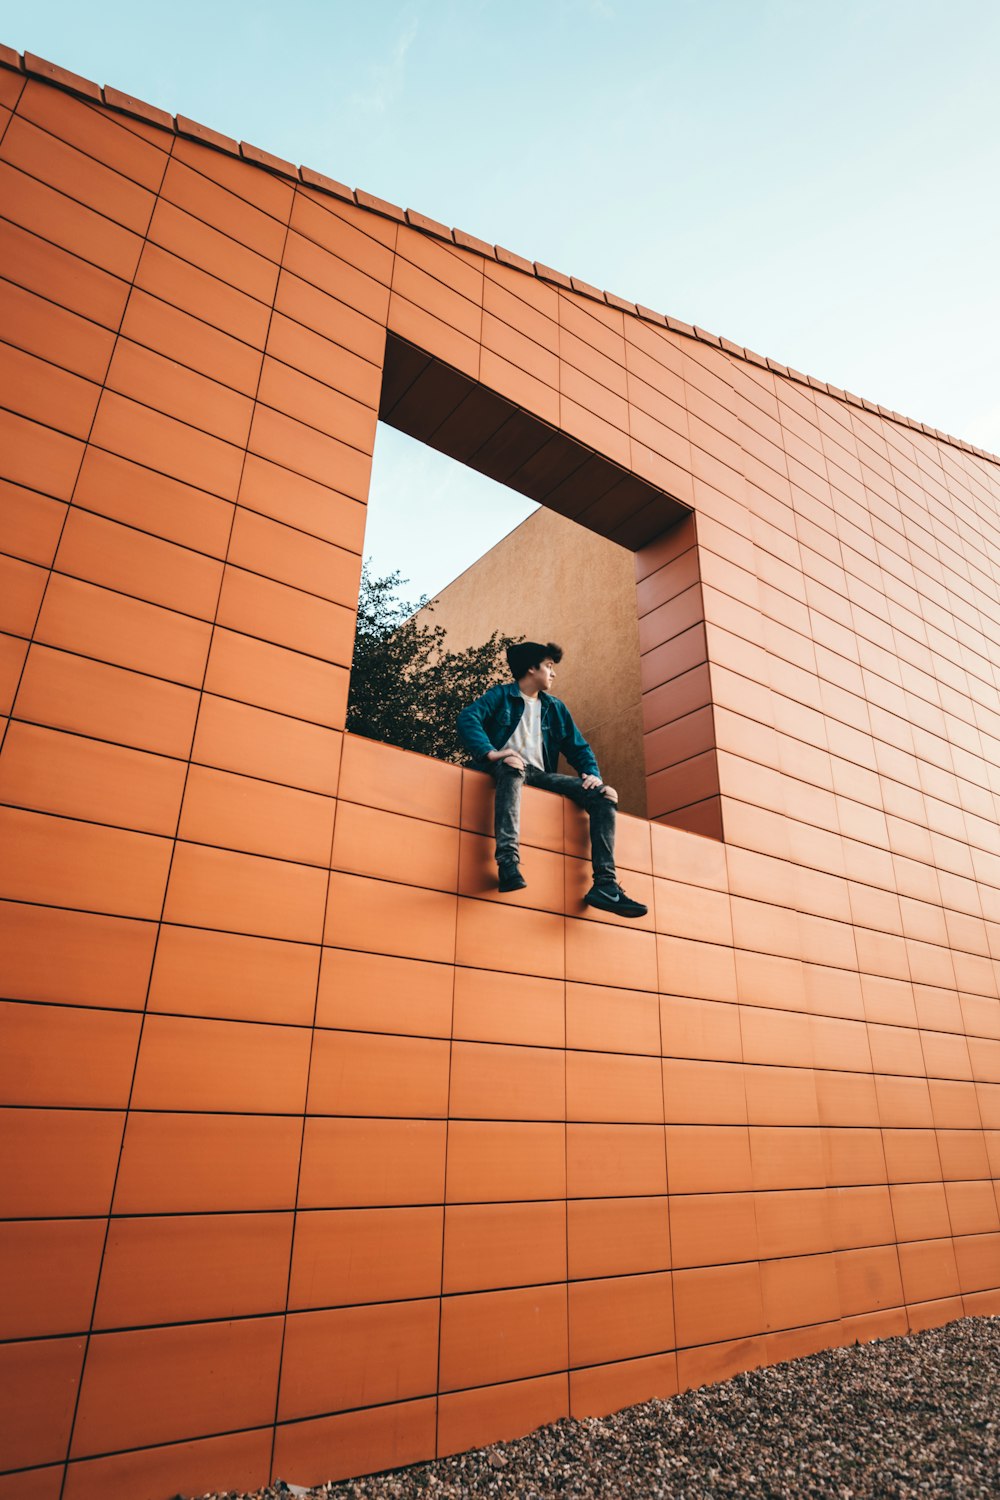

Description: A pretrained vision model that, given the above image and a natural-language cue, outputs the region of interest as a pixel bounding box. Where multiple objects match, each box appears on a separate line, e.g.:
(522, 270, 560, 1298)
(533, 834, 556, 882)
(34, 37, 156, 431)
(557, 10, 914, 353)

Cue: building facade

(1, 47, 999, 1499)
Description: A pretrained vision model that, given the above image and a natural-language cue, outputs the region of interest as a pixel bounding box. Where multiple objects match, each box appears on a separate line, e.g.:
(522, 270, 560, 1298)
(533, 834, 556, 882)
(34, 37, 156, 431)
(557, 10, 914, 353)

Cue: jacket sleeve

(559, 708, 601, 780)
(457, 684, 501, 761)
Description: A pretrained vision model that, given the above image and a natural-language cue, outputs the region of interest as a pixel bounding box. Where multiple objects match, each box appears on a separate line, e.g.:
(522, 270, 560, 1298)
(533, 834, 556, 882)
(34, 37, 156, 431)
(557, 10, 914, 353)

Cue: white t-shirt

(504, 695, 545, 770)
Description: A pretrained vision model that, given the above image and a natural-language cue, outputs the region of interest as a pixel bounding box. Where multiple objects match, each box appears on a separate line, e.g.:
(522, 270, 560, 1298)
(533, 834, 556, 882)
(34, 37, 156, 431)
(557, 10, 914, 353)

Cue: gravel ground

(199, 1316, 999, 1500)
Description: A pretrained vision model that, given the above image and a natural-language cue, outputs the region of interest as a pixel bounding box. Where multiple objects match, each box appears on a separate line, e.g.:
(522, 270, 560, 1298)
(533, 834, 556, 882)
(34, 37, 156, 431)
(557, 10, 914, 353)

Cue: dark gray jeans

(487, 759, 617, 885)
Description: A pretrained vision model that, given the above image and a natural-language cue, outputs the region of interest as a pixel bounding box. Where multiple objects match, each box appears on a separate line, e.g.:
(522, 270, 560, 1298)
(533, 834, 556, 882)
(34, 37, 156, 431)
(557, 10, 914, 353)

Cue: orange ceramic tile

(566, 915, 658, 991)
(761, 1251, 841, 1330)
(94, 1212, 294, 1328)
(565, 981, 660, 1055)
(881, 1128, 944, 1183)
(439, 1283, 567, 1392)
(452, 965, 564, 1047)
(0, 628, 29, 713)
(194, 693, 343, 793)
(34, 572, 213, 686)
(0, 158, 143, 282)
(0, 1467, 62, 1500)
(274, 256, 387, 367)
(673, 1261, 765, 1347)
(0, 899, 155, 1010)
(567, 1123, 667, 1198)
(660, 994, 742, 1062)
(256, 356, 378, 456)
(0, 1106, 123, 1217)
(890, 1180, 952, 1242)
(148, 922, 319, 1025)
(298, 1117, 446, 1207)
(658, 935, 738, 1002)
(289, 189, 396, 280)
(669, 1190, 759, 1268)
(676, 1333, 768, 1391)
(444, 1200, 567, 1293)
(279, 1299, 439, 1420)
(953, 1230, 1000, 1293)
(829, 1183, 896, 1250)
(936, 1127, 990, 1180)
(0, 277, 115, 384)
(0, 1000, 140, 1108)
(0, 1335, 84, 1471)
(0, 552, 47, 637)
(340, 734, 462, 826)
(71, 1316, 283, 1456)
(113, 1111, 301, 1213)
(815, 1068, 880, 1126)
(447, 1120, 566, 1203)
(132, 1013, 311, 1112)
(14, 642, 200, 757)
(248, 403, 372, 496)
(666, 1125, 753, 1194)
(897, 1237, 962, 1304)
(663, 1057, 749, 1125)
(567, 1049, 663, 1123)
(147, 197, 278, 305)
(105, 337, 253, 447)
(317, 946, 453, 1038)
(0, 805, 171, 918)
(327, 871, 458, 964)
(438, 1373, 569, 1458)
(836, 1244, 905, 1316)
(822, 1125, 888, 1186)
(179, 763, 336, 866)
(118, 286, 264, 395)
(875, 1072, 934, 1128)
(264, 311, 382, 410)
(945, 1179, 1000, 1235)
(289, 1205, 443, 1309)
(0, 1218, 105, 1339)
(567, 1195, 670, 1280)
(227, 504, 361, 606)
(569, 1270, 674, 1369)
(0, 720, 187, 834)
(89, 388, 244, 498)
(215, 563, 355, 665)
(455, 896, 564, 979)
(0, 217, 129, 331)
(273, 1398, 435, 1489)
(62, 1429, 272, 1500)
(205, 627, 349, 729)
(308, 1028, 450, 1118)
(134, 241, 271, 347)
(18, 78, 165, 170)
(160, 157, 288, 260)
(164, 836, 328, 940)
(569, 1351, 678, 1417)
(450, 1039, 565, 1121)
(335, 801, 460, 892)
(749, 1125, 826, 1191)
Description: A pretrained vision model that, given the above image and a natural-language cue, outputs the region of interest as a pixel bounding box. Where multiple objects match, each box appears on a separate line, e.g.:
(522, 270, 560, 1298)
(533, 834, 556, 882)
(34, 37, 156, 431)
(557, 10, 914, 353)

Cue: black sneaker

(584, 882, 648, 918)
(498, 860, 527, 892)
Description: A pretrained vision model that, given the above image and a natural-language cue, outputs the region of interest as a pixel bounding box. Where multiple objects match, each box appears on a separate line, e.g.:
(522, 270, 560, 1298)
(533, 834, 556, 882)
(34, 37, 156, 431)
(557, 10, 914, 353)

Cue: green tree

(346, 565, 521, 762)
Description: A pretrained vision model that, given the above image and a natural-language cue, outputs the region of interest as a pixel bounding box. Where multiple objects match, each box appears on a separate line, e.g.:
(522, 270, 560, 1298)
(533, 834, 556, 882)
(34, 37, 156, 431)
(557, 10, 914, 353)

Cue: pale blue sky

(7, 1, 999, 597)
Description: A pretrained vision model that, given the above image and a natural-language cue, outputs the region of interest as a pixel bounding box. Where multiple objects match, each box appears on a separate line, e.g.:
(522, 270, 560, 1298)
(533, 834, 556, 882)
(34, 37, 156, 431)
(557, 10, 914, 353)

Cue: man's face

(531, 658, 557, 692)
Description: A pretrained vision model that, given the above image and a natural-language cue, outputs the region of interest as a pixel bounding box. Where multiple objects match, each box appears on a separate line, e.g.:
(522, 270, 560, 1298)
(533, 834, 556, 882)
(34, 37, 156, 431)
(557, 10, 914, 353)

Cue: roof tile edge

(1, 43, 995, 468)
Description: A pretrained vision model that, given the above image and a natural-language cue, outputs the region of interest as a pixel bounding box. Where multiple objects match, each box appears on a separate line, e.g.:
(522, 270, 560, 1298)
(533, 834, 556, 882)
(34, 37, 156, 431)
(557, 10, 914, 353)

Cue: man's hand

(582, 776, 617, 801)
(490, 749, 526, 771)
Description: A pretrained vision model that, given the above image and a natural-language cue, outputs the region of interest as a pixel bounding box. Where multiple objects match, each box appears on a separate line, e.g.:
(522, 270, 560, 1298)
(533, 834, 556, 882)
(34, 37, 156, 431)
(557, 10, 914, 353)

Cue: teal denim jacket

(457, 681, 600, 779)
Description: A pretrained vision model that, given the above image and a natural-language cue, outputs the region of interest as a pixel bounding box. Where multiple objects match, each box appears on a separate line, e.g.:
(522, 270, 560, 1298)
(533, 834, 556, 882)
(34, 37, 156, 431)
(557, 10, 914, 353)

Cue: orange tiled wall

(1, 56, 999, 1500)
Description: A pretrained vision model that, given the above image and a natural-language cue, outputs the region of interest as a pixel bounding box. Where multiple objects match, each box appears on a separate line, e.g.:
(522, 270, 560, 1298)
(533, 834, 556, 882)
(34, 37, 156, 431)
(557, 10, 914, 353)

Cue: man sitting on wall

(457, 641, 648, 918)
